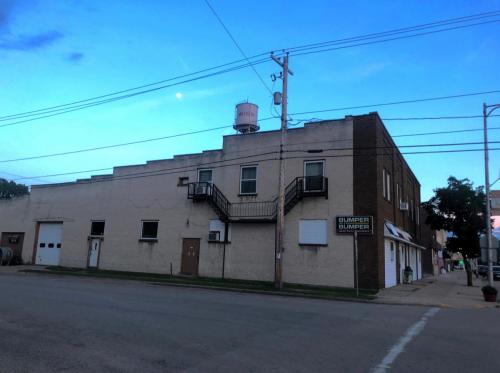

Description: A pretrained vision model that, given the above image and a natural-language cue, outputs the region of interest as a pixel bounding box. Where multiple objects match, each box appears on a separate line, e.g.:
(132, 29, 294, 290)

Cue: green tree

(0, 178, 30, 200)
(422, 176, 486, 286)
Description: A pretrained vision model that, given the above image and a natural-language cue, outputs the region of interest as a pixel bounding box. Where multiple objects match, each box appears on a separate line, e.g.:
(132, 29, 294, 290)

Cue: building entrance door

(88, 238, 101, 268)
(181, 238, 200, 275)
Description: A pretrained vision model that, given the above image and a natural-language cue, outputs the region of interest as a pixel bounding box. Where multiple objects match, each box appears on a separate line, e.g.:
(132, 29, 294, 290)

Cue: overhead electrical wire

(1, 109, 499, 163)
(12, 147, 500, 184)
(1, 11, 499, 126)
(203, 0, 273, 95)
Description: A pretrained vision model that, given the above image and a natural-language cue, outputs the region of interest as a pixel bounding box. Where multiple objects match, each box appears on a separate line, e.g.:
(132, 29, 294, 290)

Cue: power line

(1, 109, 499, 163)
(203, 0, 272, 95)
(392, 126, 500, 138)
(0, 58, 271, 129)
(290, 90, 500, 116)
(2, 11, 499, 125)
(289, 19, 500, 58)
(18, 147, 500, 186)
(283, 10, 500, 53)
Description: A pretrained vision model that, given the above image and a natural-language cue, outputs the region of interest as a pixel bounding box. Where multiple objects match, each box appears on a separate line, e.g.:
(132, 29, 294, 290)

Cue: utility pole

(484, 102, 500, 287)
(272, 52, 293, 289)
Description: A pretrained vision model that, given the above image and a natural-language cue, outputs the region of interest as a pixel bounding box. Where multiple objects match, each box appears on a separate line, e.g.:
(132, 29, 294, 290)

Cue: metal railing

(187, 177, 327, 222)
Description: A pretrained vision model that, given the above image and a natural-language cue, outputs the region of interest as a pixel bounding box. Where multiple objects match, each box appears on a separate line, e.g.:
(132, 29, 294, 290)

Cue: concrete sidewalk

(376, 270, 499, 309)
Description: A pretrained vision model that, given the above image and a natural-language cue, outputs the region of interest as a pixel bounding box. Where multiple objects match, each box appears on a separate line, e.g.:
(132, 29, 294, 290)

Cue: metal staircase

(187, 176, 328, 223)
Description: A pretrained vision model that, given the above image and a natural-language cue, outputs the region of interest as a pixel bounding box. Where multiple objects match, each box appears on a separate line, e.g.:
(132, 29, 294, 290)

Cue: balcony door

(304, 161, 324, 191)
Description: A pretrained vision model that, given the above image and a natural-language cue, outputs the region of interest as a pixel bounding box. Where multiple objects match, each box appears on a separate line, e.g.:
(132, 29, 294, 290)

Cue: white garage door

(36, 223, 62, 265)
(384, 239, 397, 288)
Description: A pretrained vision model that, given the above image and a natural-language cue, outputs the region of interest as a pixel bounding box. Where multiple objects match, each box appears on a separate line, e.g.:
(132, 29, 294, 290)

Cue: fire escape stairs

(187, 176, 328, 223)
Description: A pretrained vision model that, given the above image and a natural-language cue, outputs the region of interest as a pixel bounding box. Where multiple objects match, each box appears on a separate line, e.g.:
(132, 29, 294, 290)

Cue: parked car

(0, 247, 13, 265)
(478, 264, 500, 280)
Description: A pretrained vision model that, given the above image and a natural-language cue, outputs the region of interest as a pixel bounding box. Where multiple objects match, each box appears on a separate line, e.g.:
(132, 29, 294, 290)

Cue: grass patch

(21, 266, 376, 300)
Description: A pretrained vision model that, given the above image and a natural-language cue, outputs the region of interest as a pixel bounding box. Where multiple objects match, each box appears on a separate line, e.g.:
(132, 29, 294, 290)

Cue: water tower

(233, 102, 259, 134)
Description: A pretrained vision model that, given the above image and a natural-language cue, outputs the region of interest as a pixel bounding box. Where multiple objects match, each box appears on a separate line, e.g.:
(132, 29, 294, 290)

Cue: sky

(0, 0, 500, 201)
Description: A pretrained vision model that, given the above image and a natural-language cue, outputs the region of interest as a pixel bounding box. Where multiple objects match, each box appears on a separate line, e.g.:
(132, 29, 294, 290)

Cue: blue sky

(0, 0, 499, 200)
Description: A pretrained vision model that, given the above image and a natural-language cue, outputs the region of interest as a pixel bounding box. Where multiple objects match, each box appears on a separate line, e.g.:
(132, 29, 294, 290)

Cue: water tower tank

(233, 102, 259, 134)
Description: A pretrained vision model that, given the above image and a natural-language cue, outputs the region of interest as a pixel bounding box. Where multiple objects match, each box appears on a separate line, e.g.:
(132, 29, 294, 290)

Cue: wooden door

(181, 238, 200, 275)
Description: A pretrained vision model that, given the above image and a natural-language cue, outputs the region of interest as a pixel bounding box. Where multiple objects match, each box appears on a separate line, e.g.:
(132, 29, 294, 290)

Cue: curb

(17, 269, 376, 304)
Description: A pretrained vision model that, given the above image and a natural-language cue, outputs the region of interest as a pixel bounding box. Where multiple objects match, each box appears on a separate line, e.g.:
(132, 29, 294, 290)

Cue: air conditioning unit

(399, 202, 409, 211)
(208, 231, 220, 242)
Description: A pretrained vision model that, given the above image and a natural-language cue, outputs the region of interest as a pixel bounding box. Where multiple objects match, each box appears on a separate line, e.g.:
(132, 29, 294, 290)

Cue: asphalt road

(0, 273, 498, 373)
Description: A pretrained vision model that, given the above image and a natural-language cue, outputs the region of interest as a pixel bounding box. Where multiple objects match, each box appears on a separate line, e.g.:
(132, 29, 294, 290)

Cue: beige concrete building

(0, 112, 424, 289)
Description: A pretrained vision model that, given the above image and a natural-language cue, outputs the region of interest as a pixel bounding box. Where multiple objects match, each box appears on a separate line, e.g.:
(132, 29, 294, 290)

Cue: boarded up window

(299, 219, 327, 245)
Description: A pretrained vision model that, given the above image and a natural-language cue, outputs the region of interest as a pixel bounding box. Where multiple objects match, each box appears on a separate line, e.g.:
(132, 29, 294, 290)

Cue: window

(299, 219, 327, 246)
(90, 221, 105, 236)
(382, 168, 391, 201)
(304, 161, 324, 191)
(141, 221, 158, 240)
(386, 171, 391, 202)
(383, 169, 386, 198)
(240, 166, 257, 194)
(416, 206, 420, 225)
(410, 200, 414, 221)
(396, 183, 401, 204)
(198, 169, 213, 183)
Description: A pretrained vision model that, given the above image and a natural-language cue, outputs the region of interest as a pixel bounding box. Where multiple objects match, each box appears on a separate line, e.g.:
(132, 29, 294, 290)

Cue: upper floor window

(383, 168, 391, 201)
(198, 169, 213, 184)
(304, 160, 324, 191)
(240, 166, 257, 194)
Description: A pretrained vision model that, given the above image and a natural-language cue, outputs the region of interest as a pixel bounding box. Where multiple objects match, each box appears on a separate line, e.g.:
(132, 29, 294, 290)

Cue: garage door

(36, 223, 62, 265)
(384, 239, 397, 288)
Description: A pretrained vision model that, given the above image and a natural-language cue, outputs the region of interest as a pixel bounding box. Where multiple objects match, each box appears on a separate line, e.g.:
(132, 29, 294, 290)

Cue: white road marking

(372, 307, 440, 372)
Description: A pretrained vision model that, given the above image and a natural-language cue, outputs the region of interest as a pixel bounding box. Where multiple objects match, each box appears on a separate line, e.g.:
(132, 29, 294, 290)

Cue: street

(0, 273, 499, 373)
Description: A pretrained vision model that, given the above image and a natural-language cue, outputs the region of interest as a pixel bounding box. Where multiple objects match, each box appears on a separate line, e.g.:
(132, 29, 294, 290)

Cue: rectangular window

(141, 221, 158, 240)
(416, 206, 420, 225)
(90, 221, 105, 236)
(299, 219, 327, 245)
(386, 171, 391, 202)
(382, 169, 387, 199)
(240, 166, 257, 194)
(304, 160, 324, 191)
(410, 200, 414, 221)
(396, 183, 400, 204)
(198, 169, 213, 183)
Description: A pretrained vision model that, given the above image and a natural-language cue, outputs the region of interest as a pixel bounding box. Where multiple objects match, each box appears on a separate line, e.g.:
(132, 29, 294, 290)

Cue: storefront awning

(384, 220, 426, 250)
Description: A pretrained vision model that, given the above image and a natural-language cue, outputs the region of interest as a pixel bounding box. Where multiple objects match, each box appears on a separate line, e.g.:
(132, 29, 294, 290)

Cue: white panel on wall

(299, 219, 327, 245)
(209, 219, 231, 242)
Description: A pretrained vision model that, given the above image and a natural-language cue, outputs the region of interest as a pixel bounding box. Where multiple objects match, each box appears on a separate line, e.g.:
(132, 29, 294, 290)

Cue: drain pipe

(222, 221, 228, 280)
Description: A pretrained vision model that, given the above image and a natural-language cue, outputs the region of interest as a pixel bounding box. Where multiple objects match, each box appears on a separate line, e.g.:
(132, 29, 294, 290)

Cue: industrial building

(0, 106, 424, 289)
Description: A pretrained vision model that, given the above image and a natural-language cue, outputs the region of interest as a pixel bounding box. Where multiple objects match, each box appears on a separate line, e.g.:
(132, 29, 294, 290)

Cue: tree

(422, 176, 486, 286)
(0, 178, 30, 200)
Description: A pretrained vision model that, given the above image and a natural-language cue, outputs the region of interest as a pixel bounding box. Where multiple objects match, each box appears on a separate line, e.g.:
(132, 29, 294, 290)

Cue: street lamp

(483, 102, 500, 287)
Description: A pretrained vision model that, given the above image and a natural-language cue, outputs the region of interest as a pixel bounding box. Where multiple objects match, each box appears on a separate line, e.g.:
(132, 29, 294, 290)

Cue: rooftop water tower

(233, 102, 259, 134)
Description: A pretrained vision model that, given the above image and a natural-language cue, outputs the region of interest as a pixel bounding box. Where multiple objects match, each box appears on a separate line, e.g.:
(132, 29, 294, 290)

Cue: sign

(336, 216, 373, 234)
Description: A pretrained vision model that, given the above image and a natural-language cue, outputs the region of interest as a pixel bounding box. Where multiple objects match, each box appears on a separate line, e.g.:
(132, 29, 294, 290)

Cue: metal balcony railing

(187, 176, 328, 222)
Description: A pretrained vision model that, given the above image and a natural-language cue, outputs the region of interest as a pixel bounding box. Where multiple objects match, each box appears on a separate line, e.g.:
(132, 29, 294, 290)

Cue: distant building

(0, 111, 424, 289)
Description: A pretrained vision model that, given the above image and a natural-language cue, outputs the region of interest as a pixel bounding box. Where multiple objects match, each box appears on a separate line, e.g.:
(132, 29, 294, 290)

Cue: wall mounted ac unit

(208, 231, 220, 242)
(399, 202, 409, 211)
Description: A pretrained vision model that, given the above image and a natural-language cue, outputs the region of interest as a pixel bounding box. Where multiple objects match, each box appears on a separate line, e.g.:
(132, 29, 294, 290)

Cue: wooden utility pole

(272, 53, 293, 289)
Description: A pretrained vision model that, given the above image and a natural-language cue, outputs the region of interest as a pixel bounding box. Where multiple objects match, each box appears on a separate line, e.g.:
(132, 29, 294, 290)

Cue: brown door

(1, 232, 25, 257)
(181, 238, 200, 275)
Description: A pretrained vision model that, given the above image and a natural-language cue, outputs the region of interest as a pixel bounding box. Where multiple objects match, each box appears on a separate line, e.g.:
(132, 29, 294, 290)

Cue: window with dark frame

(240, 166, 257, 194)
(141, 221, 158, 239)
(304, 160, 324, 191)
(90, 221, 105, 236)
